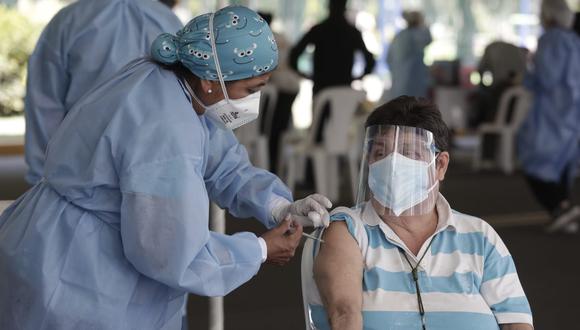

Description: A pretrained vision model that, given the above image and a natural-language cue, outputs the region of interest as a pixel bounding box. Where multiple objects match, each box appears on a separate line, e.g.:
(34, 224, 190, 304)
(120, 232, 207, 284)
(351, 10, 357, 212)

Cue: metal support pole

(209, 203, 226, 330)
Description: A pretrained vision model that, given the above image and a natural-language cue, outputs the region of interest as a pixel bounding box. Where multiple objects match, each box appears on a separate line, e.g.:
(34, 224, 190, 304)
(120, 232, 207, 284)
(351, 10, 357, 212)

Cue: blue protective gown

(387, 27, 432, 99)
(0, 59, 292, 329)
(517, 28, 580, 183)
(24, 0, 183, 185)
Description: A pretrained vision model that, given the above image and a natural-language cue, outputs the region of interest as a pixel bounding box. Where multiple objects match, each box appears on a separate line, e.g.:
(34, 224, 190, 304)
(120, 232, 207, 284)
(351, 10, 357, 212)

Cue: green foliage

(0, 5, 41, 116)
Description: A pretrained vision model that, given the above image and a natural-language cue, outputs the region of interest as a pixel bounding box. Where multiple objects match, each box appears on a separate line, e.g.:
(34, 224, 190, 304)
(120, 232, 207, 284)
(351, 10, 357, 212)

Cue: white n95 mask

(184, 81, 261, 130)
(203, 91, 261, 130)
(368, 152, 438, 216)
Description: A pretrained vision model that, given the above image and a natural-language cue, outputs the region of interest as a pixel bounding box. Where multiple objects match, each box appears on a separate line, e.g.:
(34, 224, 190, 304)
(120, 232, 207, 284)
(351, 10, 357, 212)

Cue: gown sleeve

(202, 120, 293, 229)
(24, 25, 70, 185)
(118, 116, 263, 297)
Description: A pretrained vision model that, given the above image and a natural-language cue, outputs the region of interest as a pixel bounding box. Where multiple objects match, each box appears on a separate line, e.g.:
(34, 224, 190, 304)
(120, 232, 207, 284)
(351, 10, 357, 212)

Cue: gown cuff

(257, 237, 267, 263)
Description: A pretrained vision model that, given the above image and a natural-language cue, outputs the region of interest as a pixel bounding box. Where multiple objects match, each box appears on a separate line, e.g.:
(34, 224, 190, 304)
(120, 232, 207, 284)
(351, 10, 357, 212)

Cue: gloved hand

(271, 194, 333, 227)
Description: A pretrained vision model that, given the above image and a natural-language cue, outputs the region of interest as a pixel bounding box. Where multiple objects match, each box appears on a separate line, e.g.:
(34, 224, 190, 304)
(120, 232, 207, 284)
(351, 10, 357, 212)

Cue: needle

(302, 232, 325, 243)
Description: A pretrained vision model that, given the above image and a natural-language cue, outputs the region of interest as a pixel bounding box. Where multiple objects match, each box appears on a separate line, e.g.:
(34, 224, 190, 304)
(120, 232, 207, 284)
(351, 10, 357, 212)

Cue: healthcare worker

(0, 6, 331, 329)
(387, 10, 432, 99)
(24, 0, 183, 185)
(517, 0, 580, 233)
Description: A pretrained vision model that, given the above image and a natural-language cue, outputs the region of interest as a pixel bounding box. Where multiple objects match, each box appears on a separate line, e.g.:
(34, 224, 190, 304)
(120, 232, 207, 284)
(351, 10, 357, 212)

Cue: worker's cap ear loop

(208, 13, 231, 103)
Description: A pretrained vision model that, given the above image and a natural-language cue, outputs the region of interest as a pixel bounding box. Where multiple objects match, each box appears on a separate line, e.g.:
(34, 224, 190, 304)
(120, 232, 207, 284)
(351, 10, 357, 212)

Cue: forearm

(500, 323, 533, 330)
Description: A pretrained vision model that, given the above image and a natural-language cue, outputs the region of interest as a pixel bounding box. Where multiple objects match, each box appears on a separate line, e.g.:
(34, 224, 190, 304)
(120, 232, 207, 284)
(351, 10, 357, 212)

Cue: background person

(24, 0, 183, 185)
(516, 0, 580, 233)
(0, 7, 331, 329)
(289, 0, 375, 142)
(387, 10, 432, 100)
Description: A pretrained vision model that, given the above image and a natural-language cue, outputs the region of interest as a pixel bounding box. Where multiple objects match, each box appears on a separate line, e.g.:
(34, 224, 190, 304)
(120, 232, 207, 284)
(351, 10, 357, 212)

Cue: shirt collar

(361, 192, 457, 233)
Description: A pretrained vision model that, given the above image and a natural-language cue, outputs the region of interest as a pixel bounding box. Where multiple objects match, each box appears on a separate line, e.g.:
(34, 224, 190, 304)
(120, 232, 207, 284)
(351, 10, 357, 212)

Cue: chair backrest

(493, 85, 532, 129)
(308, 87, 366, 154)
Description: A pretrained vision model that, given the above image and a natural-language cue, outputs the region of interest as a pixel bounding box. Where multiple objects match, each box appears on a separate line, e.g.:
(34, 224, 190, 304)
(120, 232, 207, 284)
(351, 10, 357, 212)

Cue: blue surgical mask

(368, 152, 438, 216)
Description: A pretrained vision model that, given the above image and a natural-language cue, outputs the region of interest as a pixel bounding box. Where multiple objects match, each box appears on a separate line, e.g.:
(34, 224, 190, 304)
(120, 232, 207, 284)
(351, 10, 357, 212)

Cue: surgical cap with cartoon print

(150, 5, 278, 81)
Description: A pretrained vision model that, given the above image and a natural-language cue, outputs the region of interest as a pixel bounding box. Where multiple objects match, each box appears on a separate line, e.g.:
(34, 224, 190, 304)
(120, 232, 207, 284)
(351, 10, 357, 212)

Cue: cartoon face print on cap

(252, 59, 274, 76)
(267, 35, 278, 51)
(226, 11, 248, 30)
(233, 43, 257, 64)
(183, 44, 212, 66)
(205, 70, 234, 80)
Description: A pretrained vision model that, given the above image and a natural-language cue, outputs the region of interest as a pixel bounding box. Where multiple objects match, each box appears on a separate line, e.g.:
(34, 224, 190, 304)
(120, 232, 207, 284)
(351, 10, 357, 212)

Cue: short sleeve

(479, 226, 533, 326)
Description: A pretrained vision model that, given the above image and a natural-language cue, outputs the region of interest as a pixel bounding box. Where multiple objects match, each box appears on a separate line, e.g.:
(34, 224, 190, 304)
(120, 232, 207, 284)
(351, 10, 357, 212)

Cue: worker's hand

(261, 217, 303, 266)
(271, 194, 332, 227)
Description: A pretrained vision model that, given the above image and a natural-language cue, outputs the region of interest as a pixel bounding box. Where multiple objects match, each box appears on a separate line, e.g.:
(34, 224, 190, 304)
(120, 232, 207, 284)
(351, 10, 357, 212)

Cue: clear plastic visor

(355, 125, 440, 217)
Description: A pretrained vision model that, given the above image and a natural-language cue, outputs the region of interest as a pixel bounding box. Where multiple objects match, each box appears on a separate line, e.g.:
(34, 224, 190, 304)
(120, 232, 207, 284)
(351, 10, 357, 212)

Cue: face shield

(355, 125, 440, 217)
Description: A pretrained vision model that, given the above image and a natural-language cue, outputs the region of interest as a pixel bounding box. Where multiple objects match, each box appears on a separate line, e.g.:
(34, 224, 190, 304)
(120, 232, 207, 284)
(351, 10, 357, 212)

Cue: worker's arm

(118, 117, 300, 296)
(314, 221, 364, 330)
(203, 122, 293, 229)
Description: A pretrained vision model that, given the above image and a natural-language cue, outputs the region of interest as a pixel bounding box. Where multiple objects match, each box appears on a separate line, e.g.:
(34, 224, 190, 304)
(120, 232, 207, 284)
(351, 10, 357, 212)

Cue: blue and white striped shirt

(303, 194, 532, 330)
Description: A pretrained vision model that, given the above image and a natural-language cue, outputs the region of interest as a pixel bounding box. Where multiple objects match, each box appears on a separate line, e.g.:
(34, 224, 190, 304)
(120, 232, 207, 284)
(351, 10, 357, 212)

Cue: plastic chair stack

(472, 86, 532, 174)
(278, 86, 366, 202)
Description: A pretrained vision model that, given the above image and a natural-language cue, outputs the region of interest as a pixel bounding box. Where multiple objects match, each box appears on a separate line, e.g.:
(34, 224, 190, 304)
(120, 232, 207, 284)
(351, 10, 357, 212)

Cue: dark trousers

(524, 170, 571, 214)
(269, 91, 297, 174)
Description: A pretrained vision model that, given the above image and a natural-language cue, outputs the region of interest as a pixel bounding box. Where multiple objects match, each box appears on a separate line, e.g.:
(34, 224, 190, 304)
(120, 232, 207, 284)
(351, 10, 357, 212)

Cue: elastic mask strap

(209, 13, 231, 102)
(391, 126, 400, 177)
(182, 78, 207, 109)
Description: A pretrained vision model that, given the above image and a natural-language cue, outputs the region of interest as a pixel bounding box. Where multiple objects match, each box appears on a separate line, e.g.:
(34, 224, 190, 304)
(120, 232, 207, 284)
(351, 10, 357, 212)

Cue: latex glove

(271, 194, 333, 227)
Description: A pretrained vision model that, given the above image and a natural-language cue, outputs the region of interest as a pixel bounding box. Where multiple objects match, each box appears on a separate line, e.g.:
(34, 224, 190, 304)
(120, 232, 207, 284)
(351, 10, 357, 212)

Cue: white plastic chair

(278, 87, 366, 202)
(234, 85, 278, 170)
(301, 230, 322, 330)
(472, 86, 532, 174)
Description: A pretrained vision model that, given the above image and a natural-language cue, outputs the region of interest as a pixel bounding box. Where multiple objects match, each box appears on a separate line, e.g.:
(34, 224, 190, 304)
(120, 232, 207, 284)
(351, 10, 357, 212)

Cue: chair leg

(286, 154, 297, 192)
(312, 151, 328, 199)
(501, 134, 514, 174)
(327, 155, 339, 202)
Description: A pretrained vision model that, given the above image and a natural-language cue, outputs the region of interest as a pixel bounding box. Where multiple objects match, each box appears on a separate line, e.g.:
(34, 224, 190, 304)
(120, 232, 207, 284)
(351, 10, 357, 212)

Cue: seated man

(303, 96, 533, 330)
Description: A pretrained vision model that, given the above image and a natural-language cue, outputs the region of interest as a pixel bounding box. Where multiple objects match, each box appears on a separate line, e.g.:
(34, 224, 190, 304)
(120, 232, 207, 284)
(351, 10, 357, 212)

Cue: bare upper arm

(313, 221, 364, 315)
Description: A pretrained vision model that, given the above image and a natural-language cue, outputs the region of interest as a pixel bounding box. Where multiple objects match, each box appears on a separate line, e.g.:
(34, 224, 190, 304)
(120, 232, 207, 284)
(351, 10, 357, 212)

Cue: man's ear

(436, 151, 450, 181)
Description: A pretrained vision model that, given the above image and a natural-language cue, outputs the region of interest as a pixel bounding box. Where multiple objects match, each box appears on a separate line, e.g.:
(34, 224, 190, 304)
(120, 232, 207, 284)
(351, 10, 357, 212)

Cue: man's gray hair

(541, 0, 574, 28)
